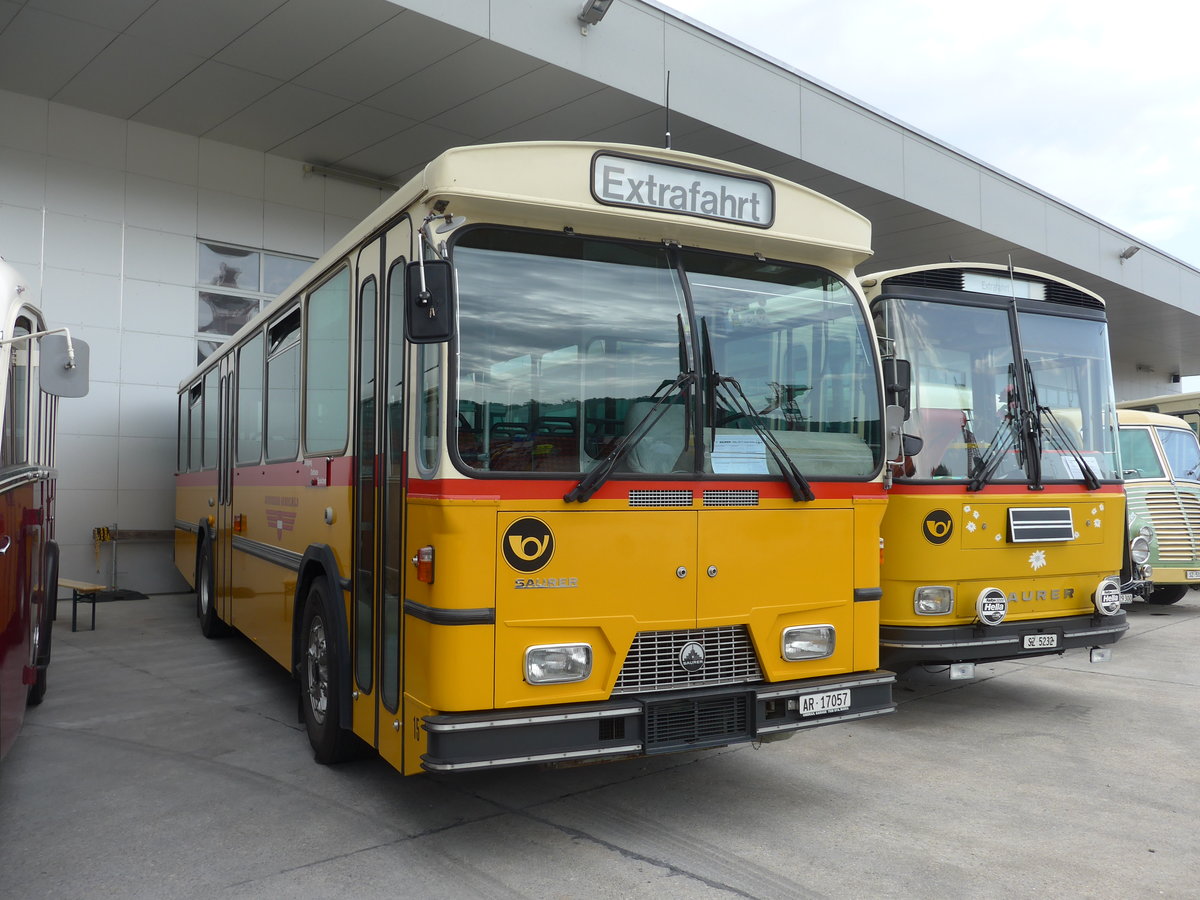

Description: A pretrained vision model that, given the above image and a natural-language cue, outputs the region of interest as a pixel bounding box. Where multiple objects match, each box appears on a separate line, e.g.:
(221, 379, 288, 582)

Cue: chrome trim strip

(423, 743, 644, 772)
(174, 519, 200, 534)
(0, 466, 54, 493)
(881, 637, 1018, 649)
(424, 704, 643, 733)
(232, 535, 303, 572)
(757, 705, 894, 734)
(756, 673, 895, 700)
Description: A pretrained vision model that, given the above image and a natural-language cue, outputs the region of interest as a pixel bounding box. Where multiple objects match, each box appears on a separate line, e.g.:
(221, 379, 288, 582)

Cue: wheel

(197, 541, 229, 638)
(1146, 584, 1188, 605)
(26, 592, 52, 707)
(300, 578, 351, 764)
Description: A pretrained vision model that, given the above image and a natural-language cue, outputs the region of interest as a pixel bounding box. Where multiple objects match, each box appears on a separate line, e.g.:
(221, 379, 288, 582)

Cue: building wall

(0, 88, 390, 593)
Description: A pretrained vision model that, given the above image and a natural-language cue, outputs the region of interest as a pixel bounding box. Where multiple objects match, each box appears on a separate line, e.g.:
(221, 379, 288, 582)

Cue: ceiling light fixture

(578, 0, 613, 34)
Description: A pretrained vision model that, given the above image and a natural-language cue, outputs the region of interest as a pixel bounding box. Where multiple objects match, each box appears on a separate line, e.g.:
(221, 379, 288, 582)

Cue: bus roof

(1117, 408, 1192, 429)
(1118, 391, 1200, 411)
(180, 141, 873, 390)
(858, 261, 1104, 307)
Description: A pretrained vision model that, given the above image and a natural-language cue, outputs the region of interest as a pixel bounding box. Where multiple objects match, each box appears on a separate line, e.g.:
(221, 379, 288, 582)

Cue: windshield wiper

(564, 371, 693, 503)
(701, 318, 814, 502)
(1025, 361, 1100, 490)
(968, 364, 1021, 492)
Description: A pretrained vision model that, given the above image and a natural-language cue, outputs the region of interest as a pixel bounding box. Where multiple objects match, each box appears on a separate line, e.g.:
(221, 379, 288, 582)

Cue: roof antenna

(664, 70, 672, 150)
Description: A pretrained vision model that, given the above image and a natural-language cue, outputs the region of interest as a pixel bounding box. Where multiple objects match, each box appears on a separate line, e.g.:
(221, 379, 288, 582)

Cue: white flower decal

(1028, 550, 1047, 571)
(966, 522, 977, 533)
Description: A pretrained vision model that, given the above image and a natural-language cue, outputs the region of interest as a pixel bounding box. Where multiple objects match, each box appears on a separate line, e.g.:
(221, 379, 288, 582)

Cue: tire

(197, 541, 229, 638)
(1146, 584, 1188, 605)
(300, 577, 351, 764)
(27, 544, 58, 707)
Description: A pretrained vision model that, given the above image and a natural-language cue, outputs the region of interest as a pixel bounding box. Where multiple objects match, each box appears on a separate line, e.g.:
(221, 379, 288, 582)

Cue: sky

(656, 0, 1200, 269)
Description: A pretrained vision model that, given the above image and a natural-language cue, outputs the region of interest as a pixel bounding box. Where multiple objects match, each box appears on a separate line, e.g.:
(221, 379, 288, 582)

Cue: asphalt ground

(2, 592, 1197, 899)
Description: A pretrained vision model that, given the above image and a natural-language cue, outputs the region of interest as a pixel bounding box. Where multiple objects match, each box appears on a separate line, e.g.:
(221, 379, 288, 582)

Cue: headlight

(1093, 577, 1123, 616)
(524, 644, 592, 684)
(1130, 534, 1151, 566)
(782, 625, 835, 661)
(914, 586, 954, 615)
(976, 587, 1008, 626)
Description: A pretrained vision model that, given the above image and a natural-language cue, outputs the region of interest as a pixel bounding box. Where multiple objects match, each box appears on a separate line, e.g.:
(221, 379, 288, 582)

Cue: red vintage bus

(0, 258, 88, 761)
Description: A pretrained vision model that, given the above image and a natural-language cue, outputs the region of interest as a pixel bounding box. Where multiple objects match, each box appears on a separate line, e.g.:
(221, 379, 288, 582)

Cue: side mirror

(39, 334, 90, 398)
(884, 404, 905, 462)
(405, 259, 455, 344)
(882, 358, 912, 419)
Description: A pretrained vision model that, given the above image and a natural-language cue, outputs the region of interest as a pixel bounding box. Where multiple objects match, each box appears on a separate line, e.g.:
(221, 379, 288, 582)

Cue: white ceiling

(1, 0, 1197, 385)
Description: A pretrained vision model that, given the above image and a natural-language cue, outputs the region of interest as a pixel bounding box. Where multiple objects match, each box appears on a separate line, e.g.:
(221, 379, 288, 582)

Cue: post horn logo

(922, 509, 954, 544)
(502, 517, 555, 573)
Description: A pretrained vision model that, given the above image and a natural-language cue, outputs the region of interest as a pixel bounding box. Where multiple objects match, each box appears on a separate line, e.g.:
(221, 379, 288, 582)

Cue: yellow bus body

(176, 142, 896, 774)
(864, 263, 1127, 673)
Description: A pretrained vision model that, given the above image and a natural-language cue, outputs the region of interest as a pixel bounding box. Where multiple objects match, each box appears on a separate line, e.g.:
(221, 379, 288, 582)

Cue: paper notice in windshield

(711, 435, 769, 474)
(1061, 455, 1101, 480)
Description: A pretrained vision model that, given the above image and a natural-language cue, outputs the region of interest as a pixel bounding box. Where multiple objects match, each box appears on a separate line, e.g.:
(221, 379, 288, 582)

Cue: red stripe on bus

(889, 482, 1123, 496)
(410, 479, 885, 501)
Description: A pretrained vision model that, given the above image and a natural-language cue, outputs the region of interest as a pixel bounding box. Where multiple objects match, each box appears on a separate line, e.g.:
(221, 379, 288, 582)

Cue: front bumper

(421, 670, 896, 772)
(880, 612, 1128, 671)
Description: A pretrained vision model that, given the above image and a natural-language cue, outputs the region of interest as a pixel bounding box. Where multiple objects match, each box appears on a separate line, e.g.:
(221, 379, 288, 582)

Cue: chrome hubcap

(306, 616, 329, 725)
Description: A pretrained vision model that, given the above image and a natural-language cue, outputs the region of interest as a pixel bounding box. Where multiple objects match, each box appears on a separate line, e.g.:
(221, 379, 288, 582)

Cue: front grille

(1139, 490, 1200, 562)
(703, 489, 759, 507)
(628, 489, 693, 507)
(644, 693, 751, 753)
(612, 625, 763, 694)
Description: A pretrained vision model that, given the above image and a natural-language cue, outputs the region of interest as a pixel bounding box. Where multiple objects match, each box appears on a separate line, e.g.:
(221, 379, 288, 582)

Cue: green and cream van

(1117, 408, 1200, 605)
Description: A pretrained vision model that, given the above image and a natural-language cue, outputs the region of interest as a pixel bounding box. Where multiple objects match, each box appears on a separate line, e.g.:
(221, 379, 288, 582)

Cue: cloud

(659, 0, 1200, 265)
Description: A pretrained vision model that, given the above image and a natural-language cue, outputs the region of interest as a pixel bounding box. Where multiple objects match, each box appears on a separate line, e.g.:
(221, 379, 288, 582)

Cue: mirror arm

(0, 326, 77, 368)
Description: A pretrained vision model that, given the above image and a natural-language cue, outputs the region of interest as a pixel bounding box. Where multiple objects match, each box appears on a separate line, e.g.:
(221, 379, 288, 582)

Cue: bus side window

(266, 309, 301, 462)
(202, 369, 219, 469)
(1, 323, 30, 469)
(236, 332, 264, 465)
(305, 266, 351, 456)
(188, 382, 203, 471)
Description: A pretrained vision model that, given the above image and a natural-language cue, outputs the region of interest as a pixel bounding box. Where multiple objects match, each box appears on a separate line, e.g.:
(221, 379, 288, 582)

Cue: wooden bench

(61, 578, 107, 632)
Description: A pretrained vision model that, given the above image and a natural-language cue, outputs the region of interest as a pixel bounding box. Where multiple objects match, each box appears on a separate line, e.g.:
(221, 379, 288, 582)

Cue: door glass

(382, 259, 406, 711)
(354, 278, 377, 691)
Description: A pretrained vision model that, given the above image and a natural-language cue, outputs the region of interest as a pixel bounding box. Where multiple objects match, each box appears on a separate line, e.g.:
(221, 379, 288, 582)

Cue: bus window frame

(264, 305, 302, 464)
(235, 330, 265, 467)
(302, 263, 352, 460)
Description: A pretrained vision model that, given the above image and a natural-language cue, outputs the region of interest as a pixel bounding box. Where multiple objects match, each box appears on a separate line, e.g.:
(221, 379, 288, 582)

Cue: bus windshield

(452, 228, 881, 480)
(885, 297, 1120, 483)
(1157, 426, 1200, 481)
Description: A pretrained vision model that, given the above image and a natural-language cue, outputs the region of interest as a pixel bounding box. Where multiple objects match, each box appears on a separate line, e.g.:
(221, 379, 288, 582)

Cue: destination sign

(591, 153, 774, 227)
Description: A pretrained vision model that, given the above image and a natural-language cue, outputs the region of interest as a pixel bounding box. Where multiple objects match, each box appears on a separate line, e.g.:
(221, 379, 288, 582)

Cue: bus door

(351, 236, 383, 747)
(374, 222, 411, 768)
(215, 359, 235, 624)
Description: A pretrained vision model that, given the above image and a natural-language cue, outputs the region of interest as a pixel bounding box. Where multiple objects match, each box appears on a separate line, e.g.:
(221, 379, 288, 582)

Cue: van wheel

(197, 542, 229, 638)
(1146, 584, 1187, 605)
(301, 578, 351, 764)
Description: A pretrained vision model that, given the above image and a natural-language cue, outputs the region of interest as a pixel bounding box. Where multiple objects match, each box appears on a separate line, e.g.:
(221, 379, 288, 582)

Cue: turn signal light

(412, 545, 435, 584)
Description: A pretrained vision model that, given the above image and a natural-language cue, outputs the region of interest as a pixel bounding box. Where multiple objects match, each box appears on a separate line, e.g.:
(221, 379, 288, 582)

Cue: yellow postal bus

(864, 263, 1127, 678)
(175, 142, 895, 774)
